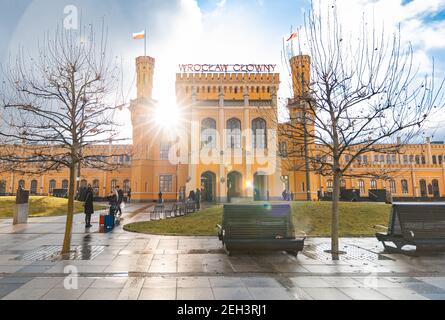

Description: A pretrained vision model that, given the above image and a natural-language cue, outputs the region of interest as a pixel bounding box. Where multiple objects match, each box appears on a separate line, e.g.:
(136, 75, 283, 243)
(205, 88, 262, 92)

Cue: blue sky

(1, 0, 445, 140)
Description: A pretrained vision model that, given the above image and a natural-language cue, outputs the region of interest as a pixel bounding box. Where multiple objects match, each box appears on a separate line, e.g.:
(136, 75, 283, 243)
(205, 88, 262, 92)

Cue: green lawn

(123, 201, 392, 237)
(0, 196, 106, 218)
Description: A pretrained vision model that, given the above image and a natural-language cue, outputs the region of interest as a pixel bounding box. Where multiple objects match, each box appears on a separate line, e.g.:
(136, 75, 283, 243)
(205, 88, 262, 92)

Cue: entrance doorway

(201, 171, 216, 202)
(254, 172, 268, 201)
(227, 171, 242, 200)
(432, 179, 440, 198)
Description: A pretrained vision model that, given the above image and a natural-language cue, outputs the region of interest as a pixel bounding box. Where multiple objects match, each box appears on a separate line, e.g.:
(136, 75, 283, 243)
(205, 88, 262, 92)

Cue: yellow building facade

(1, 54, 444, 202)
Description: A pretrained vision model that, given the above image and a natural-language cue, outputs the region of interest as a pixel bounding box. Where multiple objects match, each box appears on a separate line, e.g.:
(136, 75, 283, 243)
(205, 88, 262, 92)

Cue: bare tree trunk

(61, 164, 76, 257)
(331, 170, 341, 260)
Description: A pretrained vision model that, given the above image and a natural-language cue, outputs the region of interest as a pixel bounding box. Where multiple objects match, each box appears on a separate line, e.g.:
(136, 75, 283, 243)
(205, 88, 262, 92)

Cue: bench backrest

(222, 203, 295, 239)
(391, 204, 445, 240)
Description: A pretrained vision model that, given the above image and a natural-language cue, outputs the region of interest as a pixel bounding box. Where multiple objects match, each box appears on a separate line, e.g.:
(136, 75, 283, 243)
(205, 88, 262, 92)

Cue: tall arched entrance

(227, 171, 242, 201)
(201, 171, 216, 202)
(432, 179, 440, 198)
(254, 172, 268, 201)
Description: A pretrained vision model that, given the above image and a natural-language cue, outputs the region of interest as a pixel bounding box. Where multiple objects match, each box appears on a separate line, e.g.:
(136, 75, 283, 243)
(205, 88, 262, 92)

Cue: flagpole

(144, 28, 147, 56)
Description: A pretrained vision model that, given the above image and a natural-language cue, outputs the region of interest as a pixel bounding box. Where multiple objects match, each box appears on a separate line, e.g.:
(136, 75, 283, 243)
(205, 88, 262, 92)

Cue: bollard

(13, 187, 29, 225)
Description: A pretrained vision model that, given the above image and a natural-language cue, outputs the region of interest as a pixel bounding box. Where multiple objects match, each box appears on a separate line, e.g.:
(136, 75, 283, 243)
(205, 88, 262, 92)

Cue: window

(359, 180, 365, 195)
(111, 179, 118, 190)
(380, 155, 385, 163)
(389, 180, 396, 194)
(227, 118, 241, 149)
(123, 179, 130, 193)
(327, 180, 333, 192)
(433, 155, 437, 165)
(345, 155, 351, 163)
(279, 142, 288, 157)
(386, 155, 391, 164)
(421, 155, 426, 164)
(252, 118, 267, 149)
(30, 180, 38, 195)
(392, 155, 397, 164)
(341, 179, 346, 188)
(49, 180, 56, 194)
(415, 155, 420, 164)
(160, 142, 171, 160)
(281, 175, 290, 191)
(403, 155, 408, 164)
(18, 180, 25, 188)
(363, 155, 368, 164)
(62, 180, 68, 189)
(370, 180, 377, 189)
(0, 180, 6, 194)
(401, 179, 409, 194)
(439, 155, 443, 165)
(374, 155, 379, 163)
(80, 179, 87, 188)
(93, 179, 100, 196)
(409, 155, 414, 163)
(201, 118, 217, 148)
(159, 175, 173, 193)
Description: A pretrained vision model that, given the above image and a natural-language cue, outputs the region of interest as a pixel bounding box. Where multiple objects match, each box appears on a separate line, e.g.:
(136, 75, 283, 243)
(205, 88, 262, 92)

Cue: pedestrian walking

(195, 188, 201, 210)
(127, 188, 131, 203)
(84, 184, 94, 228)
(116, 186, 124, 216)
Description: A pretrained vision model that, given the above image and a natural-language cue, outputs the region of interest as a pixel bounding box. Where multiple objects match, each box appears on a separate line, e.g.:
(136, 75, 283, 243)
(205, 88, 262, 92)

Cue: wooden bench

(375, 203, 445, 252)
(216, 203, 306, 256)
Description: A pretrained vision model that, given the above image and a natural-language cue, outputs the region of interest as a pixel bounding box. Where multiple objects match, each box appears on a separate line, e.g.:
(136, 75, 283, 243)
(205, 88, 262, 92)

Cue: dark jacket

(117, 189, 124, 204)
(84, 188, 94, 215)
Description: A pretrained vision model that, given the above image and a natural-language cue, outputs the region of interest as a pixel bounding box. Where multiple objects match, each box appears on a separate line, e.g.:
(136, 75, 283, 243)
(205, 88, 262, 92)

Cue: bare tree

(277, 2, 445, 259)
(0, 23, 129, 256)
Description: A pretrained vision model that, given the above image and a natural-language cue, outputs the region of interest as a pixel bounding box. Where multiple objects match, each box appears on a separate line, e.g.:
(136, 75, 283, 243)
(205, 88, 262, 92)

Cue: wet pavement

(1, 203, 445, 300)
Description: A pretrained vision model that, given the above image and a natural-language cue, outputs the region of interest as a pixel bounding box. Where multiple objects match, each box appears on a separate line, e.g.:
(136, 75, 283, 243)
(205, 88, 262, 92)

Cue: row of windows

(0, 179, 131, 195)
(324, 178, 440, 196)
(186, 86, 273, 95)
(200, 117, 268, 149)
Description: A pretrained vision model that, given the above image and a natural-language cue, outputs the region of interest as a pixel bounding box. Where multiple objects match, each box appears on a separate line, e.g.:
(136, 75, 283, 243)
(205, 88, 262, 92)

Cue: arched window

(80, 179, 87, 188)
(18, 180, 25, 189)
(340, 179, 346, 188)
(227, 118, 241, 149)
(401, 179, 409, 194)
(370, 180, 377, 189)
(358, 180, 365, 195)
(30, 180, 38, 195)
(0, 180, 6, 194)
(432, 179, 440, 197)
(111, 179, 118, 190)
(433, 155, 437, 165)
(326, 180, 333, 191)
(389, 180, 396, 194)
(252, 118, 267, 149)
(49, 180, 56, 194)
(123, 179, 130, 193)
(201, 118, 217, 148)
(62, 179, 69, 189)
(92, 179, 100, 196)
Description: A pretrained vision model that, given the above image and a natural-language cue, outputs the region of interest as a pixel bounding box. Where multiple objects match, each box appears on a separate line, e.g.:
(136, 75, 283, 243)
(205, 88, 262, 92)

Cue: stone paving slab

(1, 204, 445, 300)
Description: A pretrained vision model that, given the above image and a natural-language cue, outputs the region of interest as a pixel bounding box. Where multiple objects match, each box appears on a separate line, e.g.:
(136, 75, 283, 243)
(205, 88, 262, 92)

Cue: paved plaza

(1, 204, 445, 300)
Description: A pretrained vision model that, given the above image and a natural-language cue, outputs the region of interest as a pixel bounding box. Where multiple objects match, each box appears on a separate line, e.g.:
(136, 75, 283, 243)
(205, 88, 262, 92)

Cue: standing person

(188, 190, 195, 202)
(195, 188, 201, 210)
(116, 186, 124, 217)
(158, 191, 163, 204)
(127, 188, 131, 203)
(84, 184, 94, 228)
